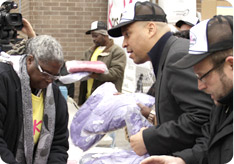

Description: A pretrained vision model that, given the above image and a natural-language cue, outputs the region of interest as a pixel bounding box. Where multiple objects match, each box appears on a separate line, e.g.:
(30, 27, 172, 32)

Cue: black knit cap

(173, 15, 233, 69)
(108, 1, 167, 37)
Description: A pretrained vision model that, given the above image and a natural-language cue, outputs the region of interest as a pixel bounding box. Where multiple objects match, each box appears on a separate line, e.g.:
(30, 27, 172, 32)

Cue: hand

(130, 127, 148, 156)
(140, 155, 186, 164)
(21, 18, 36, 38)
(138, 103, 152, 118)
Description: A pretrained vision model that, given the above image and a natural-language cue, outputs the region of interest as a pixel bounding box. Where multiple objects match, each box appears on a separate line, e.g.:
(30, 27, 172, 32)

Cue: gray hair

(26, 35, 64, 65)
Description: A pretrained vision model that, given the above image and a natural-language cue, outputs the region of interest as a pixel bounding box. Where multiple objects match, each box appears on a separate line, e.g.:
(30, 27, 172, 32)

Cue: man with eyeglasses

(141, 15, 233, 164)
(0, 35, 69, 163)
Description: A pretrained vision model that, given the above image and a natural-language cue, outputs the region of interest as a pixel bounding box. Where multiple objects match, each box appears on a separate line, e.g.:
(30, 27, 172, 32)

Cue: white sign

(108, 0, 149, 29)
(158, 0, 197, 24)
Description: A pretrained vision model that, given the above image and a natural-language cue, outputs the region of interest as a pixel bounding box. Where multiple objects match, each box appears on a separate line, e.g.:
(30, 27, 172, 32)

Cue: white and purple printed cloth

(70, 82, 155, 151)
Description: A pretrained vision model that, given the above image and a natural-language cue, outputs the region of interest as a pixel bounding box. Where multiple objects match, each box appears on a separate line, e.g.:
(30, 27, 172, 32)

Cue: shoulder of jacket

(0, 62, 14, 74)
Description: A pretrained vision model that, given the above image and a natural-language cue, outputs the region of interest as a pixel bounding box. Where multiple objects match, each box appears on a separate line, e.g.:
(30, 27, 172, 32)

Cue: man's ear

(147, 22, 157, 38)
(226, 56, 233, 70)
(26, 55, 34, 65)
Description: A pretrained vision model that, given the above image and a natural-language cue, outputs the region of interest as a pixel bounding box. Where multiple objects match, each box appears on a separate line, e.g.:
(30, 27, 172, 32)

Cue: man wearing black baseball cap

(141, 15, 233, 164)
(108, 1, 213, 157)
(78, 21, 126, 105)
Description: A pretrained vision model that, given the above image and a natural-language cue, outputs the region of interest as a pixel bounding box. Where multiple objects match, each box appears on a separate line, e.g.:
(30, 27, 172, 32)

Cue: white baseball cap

(108, 1, 167, 37)
(86, 21, 107, 35)
(173, 15, 233, 69)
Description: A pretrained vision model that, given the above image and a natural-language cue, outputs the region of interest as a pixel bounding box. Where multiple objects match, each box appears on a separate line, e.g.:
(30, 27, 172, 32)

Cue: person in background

(175, 16, 200, 31)
(141, 15, 233, 164)
(0, 35, 69, 163)
(108, 1, 213, 156)
(78, 21, 126, 106)
(173, 15, 200, 40)
(173, 16, 200, 40)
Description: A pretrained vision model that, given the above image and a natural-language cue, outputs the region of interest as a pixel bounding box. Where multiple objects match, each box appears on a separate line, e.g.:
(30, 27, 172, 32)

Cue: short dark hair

(210, 48, 233, 72)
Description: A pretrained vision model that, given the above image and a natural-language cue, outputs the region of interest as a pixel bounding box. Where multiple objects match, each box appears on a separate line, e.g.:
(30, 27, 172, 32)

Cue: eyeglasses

(196, 61, 224, 83)
(37, 62, 60, 81)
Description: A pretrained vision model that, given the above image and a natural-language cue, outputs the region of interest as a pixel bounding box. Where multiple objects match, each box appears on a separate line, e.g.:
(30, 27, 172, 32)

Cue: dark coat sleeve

(172, 121, 210, 164)
(47, 84, 69, 163)
(173, 104, 233, 164)
(0, 63, 21, 164)
(142, 40, 213, 155)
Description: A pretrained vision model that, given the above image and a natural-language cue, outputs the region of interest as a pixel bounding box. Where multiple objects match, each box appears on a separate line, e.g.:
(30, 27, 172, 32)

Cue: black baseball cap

(173, 15, 233, 69)
(108, 1, 167, 37)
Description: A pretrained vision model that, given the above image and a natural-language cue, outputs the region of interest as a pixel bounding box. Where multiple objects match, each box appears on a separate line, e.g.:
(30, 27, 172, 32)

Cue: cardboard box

(201, 0, 232, 20)
(202, 1, 217, 20)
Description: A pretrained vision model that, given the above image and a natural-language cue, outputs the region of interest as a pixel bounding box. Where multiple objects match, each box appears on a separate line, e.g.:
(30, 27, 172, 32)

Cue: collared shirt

(148, 32, 172, 78)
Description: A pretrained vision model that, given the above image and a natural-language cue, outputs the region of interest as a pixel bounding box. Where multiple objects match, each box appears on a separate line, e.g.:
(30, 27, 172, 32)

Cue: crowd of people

(0, 0, 232, 164)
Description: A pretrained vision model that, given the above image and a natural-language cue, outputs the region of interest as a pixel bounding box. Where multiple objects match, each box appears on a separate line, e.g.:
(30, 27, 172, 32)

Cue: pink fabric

(66, 60, 108, 74)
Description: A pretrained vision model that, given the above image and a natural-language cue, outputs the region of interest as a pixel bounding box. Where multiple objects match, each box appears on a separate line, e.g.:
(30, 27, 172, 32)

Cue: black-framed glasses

(195, 61, 224, 83)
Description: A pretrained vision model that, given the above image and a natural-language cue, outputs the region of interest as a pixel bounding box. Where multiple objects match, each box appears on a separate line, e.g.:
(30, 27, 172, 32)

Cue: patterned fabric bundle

(70, 82, 155, 151)
(79, 150, 149, 164)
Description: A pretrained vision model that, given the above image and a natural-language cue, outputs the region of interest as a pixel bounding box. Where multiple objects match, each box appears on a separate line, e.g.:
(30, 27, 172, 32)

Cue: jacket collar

(218, 90, 233, 106)
(209, 90, 233, 147)
(209, 111, 232, 148)
(148, 32, 172, 78)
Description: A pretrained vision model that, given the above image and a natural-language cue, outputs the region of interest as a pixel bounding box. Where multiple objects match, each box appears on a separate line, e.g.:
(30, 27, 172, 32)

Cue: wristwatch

(147, 105, 156, 125)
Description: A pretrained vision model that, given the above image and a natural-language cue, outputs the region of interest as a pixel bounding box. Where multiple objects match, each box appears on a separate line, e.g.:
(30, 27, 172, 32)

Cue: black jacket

(143, 34, 213, 155)
(174, 91, 233, 164)
(0, 62, 69, 163)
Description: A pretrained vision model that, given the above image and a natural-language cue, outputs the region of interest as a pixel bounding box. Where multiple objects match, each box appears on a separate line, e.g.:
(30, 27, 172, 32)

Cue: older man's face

(27, 55, 62, 90)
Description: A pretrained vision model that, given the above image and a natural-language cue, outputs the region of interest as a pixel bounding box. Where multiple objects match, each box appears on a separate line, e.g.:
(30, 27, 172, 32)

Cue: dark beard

(219, 71, 232, 100)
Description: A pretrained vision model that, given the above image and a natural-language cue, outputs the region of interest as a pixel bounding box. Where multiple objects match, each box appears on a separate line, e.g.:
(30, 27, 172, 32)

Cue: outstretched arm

(21, 18, 36, 38)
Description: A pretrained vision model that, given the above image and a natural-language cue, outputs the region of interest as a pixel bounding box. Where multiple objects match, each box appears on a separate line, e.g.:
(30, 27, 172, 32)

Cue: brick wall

(13, 0, 108, 101)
